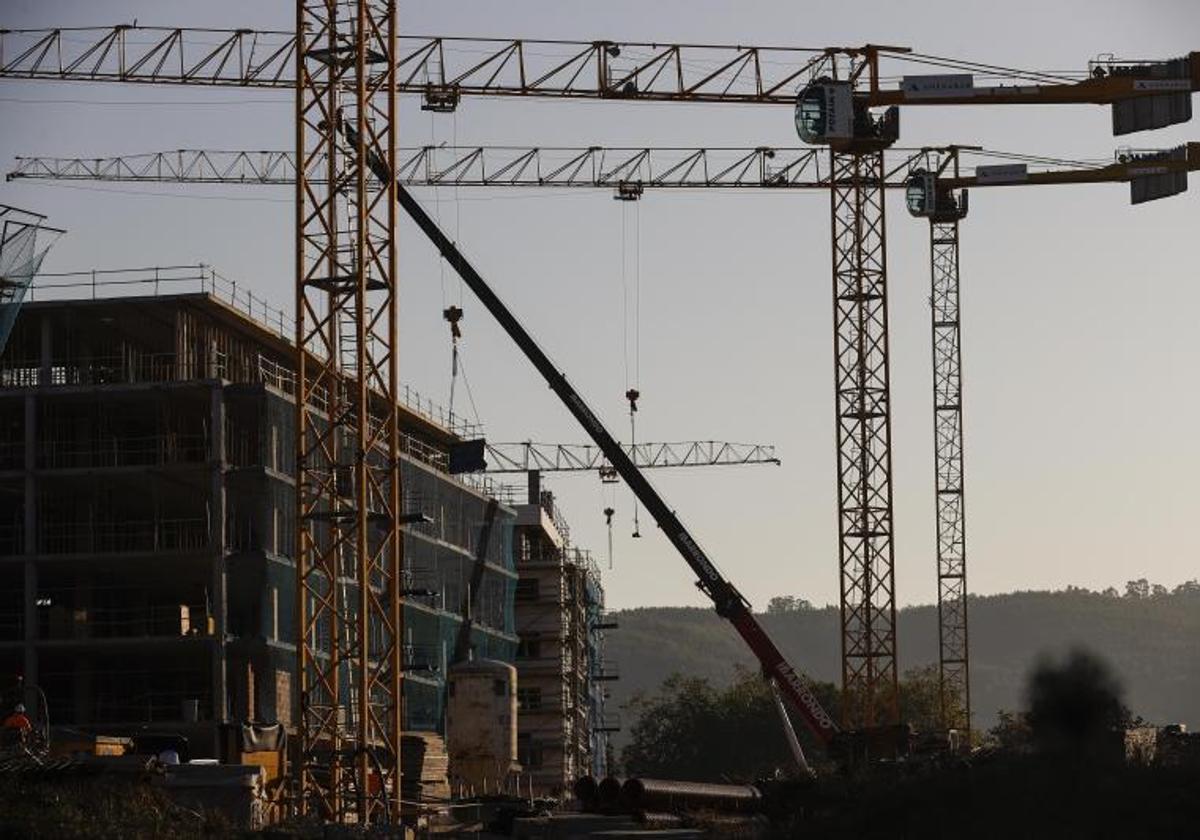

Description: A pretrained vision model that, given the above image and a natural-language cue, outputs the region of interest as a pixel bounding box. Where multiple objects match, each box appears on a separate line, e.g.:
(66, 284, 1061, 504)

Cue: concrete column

(209, 384, 227, 724)
(526, 470, 540, 507)
(22, 393, 37, 692)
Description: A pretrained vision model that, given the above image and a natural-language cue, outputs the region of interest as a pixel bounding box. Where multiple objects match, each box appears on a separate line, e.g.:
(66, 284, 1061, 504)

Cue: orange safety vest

(2, 713, 31, 731)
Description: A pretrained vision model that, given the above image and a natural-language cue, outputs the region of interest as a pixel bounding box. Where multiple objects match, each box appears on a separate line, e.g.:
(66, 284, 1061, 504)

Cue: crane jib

(393, 181, 840, 746)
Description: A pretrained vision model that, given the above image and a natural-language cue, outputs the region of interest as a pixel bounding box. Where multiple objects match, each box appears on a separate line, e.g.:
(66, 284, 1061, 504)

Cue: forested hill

(604, 583, 1200, 735)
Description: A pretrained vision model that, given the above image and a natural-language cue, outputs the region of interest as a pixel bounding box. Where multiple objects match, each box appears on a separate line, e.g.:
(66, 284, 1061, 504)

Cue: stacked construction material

(620, 778, 761, 814)
(402, 731, 450, 804)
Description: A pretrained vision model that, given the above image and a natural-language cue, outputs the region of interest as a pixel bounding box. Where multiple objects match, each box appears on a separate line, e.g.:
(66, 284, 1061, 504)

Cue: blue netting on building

(0, 210, 58, 355)
(255, 451, 518, 733)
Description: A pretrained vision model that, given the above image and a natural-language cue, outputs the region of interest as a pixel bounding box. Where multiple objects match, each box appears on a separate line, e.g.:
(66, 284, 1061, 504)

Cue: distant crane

(483, 440, 780, 475)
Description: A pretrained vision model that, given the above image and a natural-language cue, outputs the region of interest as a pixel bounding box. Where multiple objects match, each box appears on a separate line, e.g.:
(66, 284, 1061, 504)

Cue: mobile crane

(330, 114, 878, 769)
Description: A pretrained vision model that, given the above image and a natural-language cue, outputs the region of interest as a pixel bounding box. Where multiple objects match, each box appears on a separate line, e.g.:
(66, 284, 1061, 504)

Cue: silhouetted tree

(1124, 578, 1150, 599)
(766, 596, 815, 614)
(988, 709, 1032, 751)
(1023, 647, 1128, 757)
(898, 664, 961, 733)
(621, 668, 839, 780)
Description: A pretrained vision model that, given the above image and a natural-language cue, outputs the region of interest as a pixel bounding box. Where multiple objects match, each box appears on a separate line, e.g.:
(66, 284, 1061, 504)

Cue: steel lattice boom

(0, 26, 825, 99)
(485, 440, 780, 473)
(295, 0, 402, 823)
(15, 145, 1198, 191)
(3, 26, 1195, 112)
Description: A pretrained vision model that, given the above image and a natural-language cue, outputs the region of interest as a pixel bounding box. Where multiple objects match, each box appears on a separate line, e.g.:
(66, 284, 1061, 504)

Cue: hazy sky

(2, 1, 1198, 611)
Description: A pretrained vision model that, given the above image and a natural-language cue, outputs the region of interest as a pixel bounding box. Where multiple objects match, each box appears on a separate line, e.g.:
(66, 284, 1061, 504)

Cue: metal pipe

(573, 775, 598, 809)
(619, 778, 762, 813)
(597, 776, 625, 808)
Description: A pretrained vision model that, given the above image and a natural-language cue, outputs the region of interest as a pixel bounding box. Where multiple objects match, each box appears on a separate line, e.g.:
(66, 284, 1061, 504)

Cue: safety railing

(37, 518, 210, 555)
(90, 689, 212, 724)
(42, 602, 211, 640)
(0, 608, 22, 641)
(593, 712, 622, 733)
(39, 433, 208, 470)
(592, 660, 620, 682)
(18, 264, 484, 438)
(25, 264, 290, 341)
(0, 440, 21, 470)
(0, 523, 23, 556)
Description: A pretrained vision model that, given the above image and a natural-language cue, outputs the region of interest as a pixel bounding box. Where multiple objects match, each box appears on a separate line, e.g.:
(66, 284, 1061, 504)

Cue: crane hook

(626, 390, 642, 538)
(603, 506, 615, 569)
(444, 305, 463, 340)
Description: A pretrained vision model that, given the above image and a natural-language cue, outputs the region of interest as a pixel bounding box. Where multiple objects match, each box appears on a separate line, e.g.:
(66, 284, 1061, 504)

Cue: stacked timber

(401, 731, 450, 804)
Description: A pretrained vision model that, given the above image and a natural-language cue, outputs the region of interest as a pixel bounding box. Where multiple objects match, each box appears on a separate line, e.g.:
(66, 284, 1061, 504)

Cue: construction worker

(2, 703, 32, 734)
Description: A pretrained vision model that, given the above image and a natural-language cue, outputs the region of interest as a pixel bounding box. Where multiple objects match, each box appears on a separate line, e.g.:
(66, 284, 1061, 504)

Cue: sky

(1, 1, 1198, 612)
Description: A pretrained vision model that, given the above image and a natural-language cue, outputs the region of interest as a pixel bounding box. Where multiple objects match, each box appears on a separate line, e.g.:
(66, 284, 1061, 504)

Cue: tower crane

(482, 440, 781, 474)
(901, 141, 1198, 734)
(12, 139, 1197, 741)
(3, 17, 1197, 816)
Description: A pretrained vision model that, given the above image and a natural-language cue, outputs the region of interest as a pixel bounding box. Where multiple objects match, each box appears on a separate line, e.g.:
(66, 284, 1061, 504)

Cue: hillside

(605, 584, 1200, 738)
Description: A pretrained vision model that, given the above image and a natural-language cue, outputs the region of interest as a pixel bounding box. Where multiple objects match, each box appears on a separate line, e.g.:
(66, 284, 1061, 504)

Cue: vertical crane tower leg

(296, 0, 402, 823)
(929, 216, 970, 737)
(829, 150, 900, 730)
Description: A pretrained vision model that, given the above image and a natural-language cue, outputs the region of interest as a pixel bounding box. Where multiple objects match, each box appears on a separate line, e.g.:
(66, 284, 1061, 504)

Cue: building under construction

(0, 270, 609, 767)
(514, 473, 616, 794)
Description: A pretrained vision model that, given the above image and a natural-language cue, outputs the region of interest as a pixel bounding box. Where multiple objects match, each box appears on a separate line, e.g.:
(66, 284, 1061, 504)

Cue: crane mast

(293, 0, 402, 823)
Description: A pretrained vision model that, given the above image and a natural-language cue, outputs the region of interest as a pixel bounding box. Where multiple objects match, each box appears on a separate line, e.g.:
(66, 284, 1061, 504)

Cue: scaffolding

(513, 490, 611, 795)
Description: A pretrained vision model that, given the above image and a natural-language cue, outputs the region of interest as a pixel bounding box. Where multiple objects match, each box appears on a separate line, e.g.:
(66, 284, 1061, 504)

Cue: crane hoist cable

(621, 201, 644, 538)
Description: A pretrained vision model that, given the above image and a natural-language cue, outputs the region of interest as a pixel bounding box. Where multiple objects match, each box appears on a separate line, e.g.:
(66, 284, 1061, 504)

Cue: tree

(1024, 647, 1128, 757)
(765, 596, 814, 614)
(1173, 579, 1200, 596)
(898, 664, 960, 733)
(621, 669, 840, 781)
(988, 709, 1032, 751)
(1124, 578, 1150, 599)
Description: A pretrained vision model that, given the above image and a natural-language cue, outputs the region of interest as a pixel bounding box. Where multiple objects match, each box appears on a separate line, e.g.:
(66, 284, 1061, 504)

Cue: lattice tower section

(829, 150, 900, 730)
(929, 218, 970, 736)
(296, 0, 402, 823)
